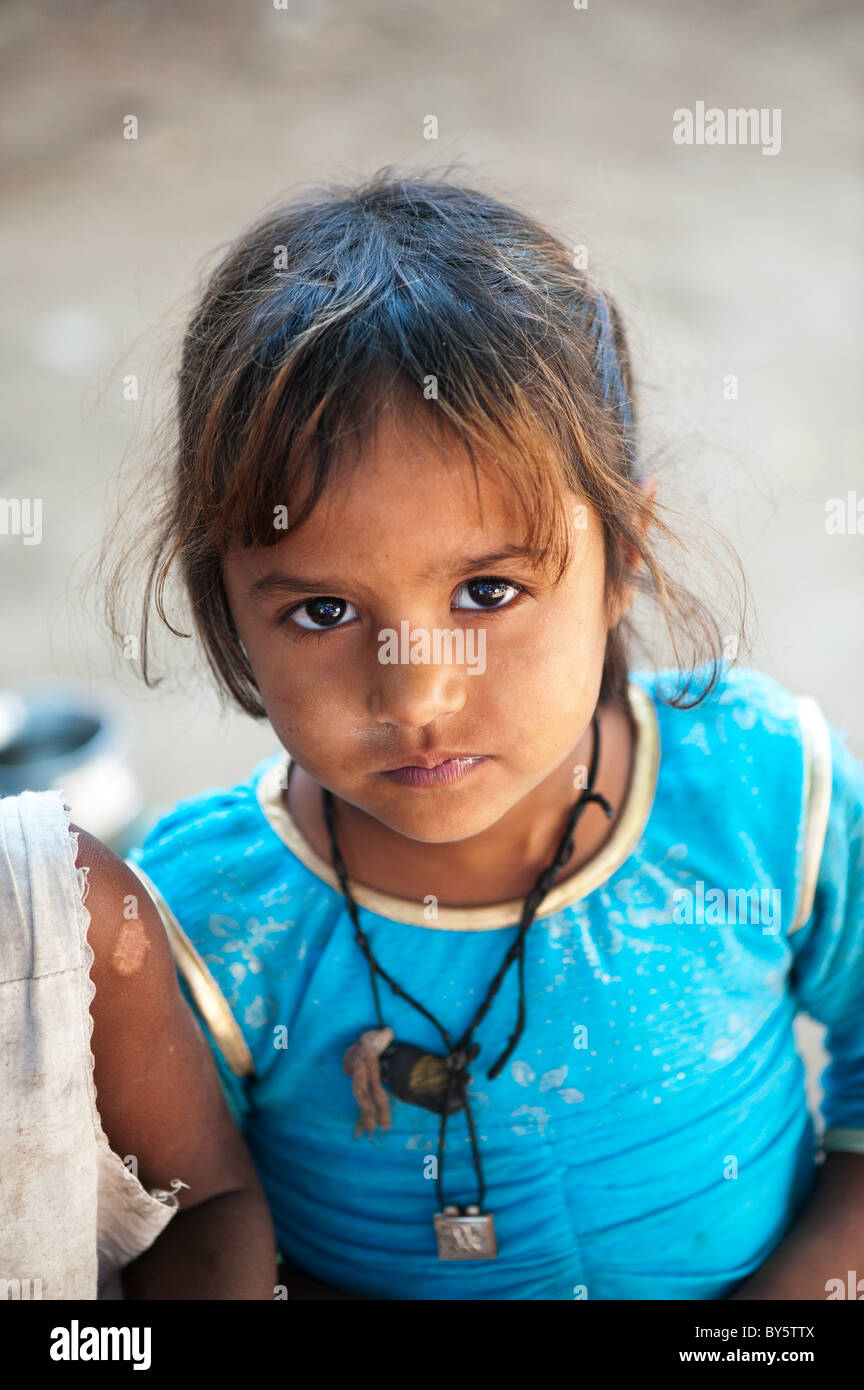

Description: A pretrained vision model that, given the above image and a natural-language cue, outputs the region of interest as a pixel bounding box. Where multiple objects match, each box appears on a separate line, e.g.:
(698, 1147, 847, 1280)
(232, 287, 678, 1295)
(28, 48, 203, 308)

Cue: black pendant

(379, 1040, 480, 1115)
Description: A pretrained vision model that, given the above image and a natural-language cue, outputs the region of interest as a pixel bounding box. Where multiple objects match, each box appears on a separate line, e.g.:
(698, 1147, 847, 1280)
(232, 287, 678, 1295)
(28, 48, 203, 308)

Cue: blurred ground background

(1, 0, 862, 1105)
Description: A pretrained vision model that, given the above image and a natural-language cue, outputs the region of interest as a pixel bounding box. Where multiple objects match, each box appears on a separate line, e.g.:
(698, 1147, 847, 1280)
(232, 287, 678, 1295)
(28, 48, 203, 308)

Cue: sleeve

(123, 857, 256, 1131)
(175, 974, 253, 1130)
(789, 712, 864, 1152)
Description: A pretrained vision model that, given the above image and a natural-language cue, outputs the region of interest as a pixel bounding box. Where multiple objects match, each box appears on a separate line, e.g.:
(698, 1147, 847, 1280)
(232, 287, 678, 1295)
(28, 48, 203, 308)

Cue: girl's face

(223, 406, 637, 848)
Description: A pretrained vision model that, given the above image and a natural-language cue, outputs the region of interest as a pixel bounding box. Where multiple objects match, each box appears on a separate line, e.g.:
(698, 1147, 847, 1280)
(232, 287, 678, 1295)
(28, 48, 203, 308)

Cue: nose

(366, 628, 471, 727)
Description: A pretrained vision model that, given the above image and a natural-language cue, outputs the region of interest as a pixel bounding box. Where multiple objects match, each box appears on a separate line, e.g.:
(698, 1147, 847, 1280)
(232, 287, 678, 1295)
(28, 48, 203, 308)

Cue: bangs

(191, 289, 585, 588)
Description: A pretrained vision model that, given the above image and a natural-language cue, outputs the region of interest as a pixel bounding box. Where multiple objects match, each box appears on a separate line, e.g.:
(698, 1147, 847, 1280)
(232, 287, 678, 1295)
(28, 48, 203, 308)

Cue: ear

(606, 474, 657, 628)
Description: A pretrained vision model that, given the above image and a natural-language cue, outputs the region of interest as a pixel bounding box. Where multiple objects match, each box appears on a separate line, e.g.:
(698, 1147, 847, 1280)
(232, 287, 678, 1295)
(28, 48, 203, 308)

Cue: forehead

(322, 407, 516, 530)
(227, 406, 563, 589)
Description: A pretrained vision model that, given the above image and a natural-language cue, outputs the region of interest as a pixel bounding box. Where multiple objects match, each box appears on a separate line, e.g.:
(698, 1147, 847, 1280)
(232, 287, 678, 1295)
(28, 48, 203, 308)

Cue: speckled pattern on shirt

(129, 666, 864, 1300)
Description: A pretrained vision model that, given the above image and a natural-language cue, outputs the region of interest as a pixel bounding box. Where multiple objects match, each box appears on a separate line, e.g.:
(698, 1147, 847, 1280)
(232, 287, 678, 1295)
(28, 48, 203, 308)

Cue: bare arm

(75, 825, 278, 1299)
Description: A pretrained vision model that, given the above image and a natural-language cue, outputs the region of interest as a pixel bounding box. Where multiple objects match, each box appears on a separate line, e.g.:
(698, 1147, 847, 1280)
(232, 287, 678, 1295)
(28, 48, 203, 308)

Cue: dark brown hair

(104, 166, 745, 717)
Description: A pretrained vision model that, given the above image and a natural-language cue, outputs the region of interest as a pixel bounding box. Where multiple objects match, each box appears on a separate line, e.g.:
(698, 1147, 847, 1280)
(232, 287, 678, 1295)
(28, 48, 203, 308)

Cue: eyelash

(277, 576, 530, 635)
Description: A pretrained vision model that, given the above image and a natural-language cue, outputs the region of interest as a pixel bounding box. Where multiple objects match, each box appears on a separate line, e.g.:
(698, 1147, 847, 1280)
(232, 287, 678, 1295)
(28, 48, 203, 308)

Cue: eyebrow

(246, 544, 545, 600)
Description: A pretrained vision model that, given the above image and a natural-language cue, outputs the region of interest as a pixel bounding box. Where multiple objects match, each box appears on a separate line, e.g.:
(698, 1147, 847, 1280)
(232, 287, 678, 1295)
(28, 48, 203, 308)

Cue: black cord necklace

(326, 712, 615, 1260)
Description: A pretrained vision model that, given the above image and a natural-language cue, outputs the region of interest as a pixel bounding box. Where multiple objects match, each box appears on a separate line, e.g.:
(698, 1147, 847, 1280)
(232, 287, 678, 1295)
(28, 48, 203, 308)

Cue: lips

(380, 751, 486, 772)
(378, 757, 489, 788)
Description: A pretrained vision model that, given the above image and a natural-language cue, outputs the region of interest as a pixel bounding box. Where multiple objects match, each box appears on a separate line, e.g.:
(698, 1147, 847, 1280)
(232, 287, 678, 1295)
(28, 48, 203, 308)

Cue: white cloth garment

(0, 789, 178, 1300)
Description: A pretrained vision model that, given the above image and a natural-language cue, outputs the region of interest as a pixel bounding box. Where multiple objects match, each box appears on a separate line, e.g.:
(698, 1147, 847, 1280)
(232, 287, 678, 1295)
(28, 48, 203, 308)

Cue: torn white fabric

(0, 789, 176, 1300)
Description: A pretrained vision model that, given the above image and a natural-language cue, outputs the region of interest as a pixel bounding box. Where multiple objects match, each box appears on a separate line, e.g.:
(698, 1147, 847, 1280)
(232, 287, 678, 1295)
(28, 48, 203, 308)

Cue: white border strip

(125, 857, 255, 1078)
(791, 695, 833, 933)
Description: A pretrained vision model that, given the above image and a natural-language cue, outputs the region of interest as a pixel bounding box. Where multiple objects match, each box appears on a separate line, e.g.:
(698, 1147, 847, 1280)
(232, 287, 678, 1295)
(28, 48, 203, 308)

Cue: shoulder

(128, 753, 297, 907)
(125, 756, 318, 1080)
(631, 662, 810, 759)
(631, 663, 810, 879)
(80, 821, 257, 1098)
(132, 756, 279, 859)
(70, 825, 182, 1042)
(630, 664, 860, 932)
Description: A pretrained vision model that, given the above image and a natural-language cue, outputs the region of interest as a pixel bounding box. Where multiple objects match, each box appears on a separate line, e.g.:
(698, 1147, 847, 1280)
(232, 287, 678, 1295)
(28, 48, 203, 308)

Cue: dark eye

(453, 577, 524, 611)
(286, 597, 358, 631)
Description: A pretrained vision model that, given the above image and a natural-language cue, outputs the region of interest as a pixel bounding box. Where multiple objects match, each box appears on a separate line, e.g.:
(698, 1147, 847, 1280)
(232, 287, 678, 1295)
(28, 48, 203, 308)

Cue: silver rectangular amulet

(434, 1207, 498, 1260)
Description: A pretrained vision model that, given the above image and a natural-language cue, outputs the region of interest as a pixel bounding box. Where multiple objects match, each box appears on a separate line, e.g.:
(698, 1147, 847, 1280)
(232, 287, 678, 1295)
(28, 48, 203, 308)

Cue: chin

(375, 794, 515, 845)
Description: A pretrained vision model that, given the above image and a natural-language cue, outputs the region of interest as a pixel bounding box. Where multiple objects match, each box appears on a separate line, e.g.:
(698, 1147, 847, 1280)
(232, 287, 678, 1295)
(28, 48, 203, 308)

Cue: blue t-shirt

(128, 666, 864, 1300)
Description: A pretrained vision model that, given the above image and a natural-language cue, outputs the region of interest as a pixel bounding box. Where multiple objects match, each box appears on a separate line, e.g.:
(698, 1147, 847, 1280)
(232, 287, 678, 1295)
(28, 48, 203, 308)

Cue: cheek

(262, 639, 427, 746)
(481, 607, 605, 731)
(256, 655, 342, 722)
(490, 589, 607, 680)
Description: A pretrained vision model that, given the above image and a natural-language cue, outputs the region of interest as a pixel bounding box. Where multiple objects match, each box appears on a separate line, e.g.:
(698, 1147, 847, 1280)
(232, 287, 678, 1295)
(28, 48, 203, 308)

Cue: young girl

(114, 171, 864, 1301)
